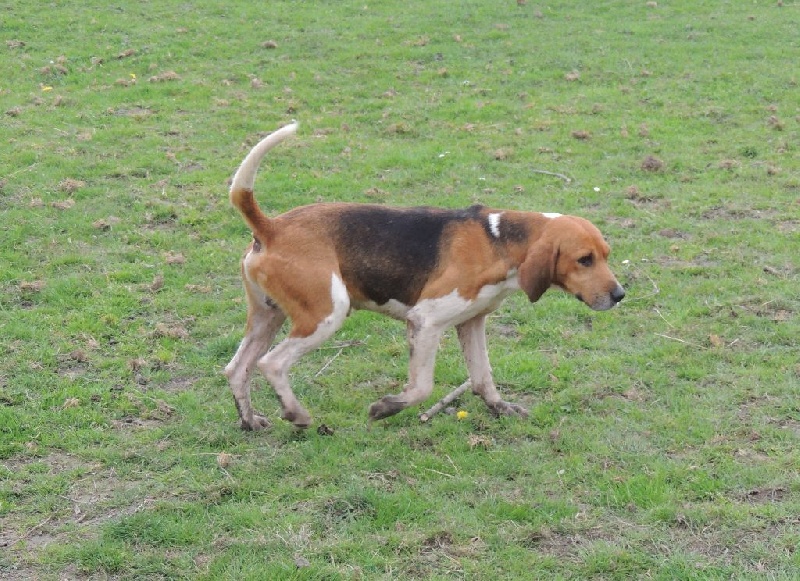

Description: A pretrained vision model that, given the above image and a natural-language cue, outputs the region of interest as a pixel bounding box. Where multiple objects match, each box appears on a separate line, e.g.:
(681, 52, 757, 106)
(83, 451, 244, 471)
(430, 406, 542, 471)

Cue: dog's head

(518, 215, 624, 311)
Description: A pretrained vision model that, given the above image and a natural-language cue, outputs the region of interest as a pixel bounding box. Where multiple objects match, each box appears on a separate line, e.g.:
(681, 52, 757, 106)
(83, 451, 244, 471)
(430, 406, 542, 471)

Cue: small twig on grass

(531, 169, 573, 184)
(4, 162, 38, 180)
(654, 308, 673, 329)
(637, 269, 661, 299)
(654, 333, 707, 350)
(314, 340, 364, 377)
(218, 467, 236, 483)
(412, 464, 454, 478)
(189, 452, 240, 458)
(315, 348, 344, 377)
(622, 262, 660, 303)
(6, 515, 53, 547)
(445, 455, 461, 476)
(318, 340, 365, 350)
(419, 380, 471, 422)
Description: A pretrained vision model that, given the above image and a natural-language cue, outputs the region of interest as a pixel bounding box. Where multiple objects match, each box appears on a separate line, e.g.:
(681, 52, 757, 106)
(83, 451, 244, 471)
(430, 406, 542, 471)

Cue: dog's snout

(611, 285, 625, 304)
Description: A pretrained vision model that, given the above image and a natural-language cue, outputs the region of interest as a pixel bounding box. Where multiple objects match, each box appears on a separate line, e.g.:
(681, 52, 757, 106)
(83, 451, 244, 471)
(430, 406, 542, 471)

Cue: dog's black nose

(611, 285, 626, 304)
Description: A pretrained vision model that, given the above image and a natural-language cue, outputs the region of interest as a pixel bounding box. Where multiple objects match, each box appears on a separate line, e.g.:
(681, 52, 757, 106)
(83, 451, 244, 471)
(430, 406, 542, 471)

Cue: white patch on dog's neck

(542, 212, 562, 219)
(411, 269, 520, 328)
(487, 212, 503, 238)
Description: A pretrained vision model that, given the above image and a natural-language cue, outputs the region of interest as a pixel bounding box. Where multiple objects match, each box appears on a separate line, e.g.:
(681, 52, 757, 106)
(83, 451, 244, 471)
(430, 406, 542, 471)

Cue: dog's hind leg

(225, 301, 286, 431)
(456, 314, 528, 418)
(257, 274, 350, 428)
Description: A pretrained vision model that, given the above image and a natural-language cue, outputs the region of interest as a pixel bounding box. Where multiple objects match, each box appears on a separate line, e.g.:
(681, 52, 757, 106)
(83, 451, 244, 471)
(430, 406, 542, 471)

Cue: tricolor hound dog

(224, 122, 625, 430)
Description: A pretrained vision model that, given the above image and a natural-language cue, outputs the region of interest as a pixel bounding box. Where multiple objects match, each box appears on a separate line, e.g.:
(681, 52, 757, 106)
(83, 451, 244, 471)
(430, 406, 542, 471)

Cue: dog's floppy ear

(518, 240, 557, 303)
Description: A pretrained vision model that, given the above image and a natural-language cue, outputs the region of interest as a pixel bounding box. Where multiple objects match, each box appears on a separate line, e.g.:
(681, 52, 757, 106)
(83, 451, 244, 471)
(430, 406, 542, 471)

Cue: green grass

(1, 0, 799, 578)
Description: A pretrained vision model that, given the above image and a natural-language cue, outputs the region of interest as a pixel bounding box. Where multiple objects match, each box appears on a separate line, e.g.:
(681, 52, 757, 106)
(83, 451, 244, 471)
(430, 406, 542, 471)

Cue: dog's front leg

(368, 319, 444, 421)
(456, 314, 528, 418)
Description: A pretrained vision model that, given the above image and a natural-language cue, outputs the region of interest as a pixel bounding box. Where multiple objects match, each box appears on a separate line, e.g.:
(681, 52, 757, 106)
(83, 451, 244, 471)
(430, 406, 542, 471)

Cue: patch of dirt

(657, 228, 690, 239)
(492, 322, 521, 339)
(770, 417, 800, 437)
(521, 524, 622, 559)
(741, 487, 787, 503)
(408, 531, 482, 577)
(421, 530, 455, 552)
(522, 512, 796, 573)
(625, 185, 667, 208)
(1, 450, 86, 477)
(110, 106, 153, 118)
(651, 252, 719, 269)
(366, 469, 423, 494)
(57, 359, 89, 381)
(161, 375, 196, 392)
(776, 219, 799, 233)
(322, 495, 375, 525)
(640, 155, 664, 172)
(0, 453, 150, 553)
(148, 70, 180, 83)
(736, 299, 794, 322)
(407, 436, 437, 452)
(700, 205, 779, 221)
(110, 416, 165, 430)
(677, 520, 797, 568)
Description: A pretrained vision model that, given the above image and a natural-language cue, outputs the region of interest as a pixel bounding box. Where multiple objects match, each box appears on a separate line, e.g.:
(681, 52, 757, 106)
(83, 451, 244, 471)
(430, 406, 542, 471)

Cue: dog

(223, 122, 624, 430)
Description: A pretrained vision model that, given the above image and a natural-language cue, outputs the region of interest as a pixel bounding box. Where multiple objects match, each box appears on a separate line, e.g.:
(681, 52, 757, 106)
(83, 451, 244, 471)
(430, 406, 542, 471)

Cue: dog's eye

(577, 254, 594, 267)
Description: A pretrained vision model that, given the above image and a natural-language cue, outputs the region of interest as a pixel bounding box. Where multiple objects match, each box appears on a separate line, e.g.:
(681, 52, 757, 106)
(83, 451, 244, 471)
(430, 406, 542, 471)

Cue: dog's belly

(351, 298, 412, 320)
(352, 274, 519, 326)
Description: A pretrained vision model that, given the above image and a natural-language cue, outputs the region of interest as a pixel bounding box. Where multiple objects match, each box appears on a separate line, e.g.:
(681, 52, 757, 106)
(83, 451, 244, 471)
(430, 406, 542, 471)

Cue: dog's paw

(368, 396, 407, 421)
(487, 400, 529, 419)
(281, 408, 312, 429)
(241, 413, 272, 431)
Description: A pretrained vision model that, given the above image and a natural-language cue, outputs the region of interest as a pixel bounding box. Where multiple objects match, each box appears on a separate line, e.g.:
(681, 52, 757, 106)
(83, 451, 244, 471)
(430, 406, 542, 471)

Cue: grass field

(1, 0, 799, 578)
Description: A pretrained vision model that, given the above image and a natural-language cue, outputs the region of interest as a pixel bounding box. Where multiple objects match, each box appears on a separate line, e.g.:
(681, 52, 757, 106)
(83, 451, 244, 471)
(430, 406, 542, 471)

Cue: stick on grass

(419, 380, 471, 422)
(531, 169, 573, 183)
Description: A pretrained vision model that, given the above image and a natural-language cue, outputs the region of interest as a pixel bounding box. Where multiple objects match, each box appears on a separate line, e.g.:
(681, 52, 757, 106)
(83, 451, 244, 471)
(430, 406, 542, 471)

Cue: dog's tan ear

(518, 241, 556, 303)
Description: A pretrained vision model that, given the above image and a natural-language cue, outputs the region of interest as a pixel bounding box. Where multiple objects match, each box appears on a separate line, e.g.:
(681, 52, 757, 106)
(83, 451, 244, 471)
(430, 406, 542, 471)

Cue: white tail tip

(230, 121, 299, 194)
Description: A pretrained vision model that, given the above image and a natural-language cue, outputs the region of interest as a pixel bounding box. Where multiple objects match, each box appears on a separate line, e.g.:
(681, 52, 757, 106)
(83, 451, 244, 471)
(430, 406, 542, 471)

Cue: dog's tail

(229, 121, 299, 243)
